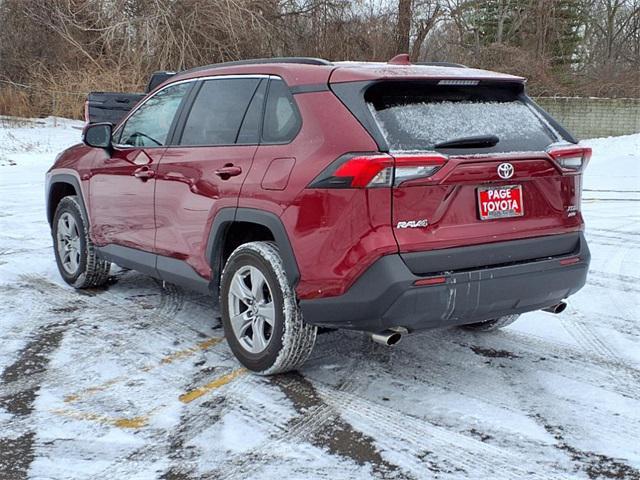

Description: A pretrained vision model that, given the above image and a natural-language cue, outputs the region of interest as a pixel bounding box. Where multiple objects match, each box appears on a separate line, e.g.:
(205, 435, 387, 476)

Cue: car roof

(164, 57, 524, 92)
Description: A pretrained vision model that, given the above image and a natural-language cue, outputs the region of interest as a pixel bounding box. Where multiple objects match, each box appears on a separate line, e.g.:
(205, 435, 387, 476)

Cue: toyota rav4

(46, 55, 590, 374)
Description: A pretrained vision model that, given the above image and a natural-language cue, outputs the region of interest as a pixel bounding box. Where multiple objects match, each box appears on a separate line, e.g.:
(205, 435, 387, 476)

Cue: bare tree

(396, 0, 412, 54)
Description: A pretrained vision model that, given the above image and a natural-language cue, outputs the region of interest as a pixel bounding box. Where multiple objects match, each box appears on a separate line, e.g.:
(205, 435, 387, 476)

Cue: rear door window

(180, 78, 261, 146)
(366, 82, 557, 153)
(236, 80, 267, 145)
(262, 79, 301, 143)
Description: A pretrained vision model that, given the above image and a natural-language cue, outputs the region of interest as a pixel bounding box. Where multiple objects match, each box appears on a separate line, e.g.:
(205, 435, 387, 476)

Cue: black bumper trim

(299, 233, 590, 332)
(400, 232, 581, 275)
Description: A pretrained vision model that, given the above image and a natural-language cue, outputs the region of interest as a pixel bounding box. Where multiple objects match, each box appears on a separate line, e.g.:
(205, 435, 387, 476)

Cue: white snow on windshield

(370, 101, 555, 151)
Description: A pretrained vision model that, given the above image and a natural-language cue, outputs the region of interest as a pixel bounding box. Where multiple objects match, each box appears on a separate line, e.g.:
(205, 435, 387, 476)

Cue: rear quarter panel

(239, 90, 399, 299)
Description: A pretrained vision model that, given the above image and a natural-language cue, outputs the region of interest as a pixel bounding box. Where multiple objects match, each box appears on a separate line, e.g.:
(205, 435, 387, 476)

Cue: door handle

(134, 166, 155, 181)
(215, 164, 242, 180)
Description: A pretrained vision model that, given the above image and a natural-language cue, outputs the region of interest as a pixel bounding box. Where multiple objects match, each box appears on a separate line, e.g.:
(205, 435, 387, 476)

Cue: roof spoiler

(388, 53, 467, 68)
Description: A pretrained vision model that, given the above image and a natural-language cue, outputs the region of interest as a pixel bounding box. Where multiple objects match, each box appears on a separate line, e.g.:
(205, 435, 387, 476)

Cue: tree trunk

(396, 0, 412, 55)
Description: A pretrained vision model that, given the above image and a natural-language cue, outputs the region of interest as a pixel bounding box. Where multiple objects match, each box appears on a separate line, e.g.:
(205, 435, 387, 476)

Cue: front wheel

(219, 241, 317, 375)
(459, 314, 520, 332)
(52, 196, 110, 288)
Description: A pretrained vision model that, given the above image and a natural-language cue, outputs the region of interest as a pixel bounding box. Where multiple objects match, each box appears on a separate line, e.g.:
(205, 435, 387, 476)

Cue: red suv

(46, 56, 590, 374)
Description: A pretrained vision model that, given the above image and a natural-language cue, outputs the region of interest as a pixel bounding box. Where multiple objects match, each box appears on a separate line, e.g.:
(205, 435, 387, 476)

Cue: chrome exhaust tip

(371, 330, 402, 346)
(542, 301, 567, 314)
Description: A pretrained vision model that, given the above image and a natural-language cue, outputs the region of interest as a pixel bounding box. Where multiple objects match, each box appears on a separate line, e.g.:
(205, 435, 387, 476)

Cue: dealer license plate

(477, 185, 524, 220)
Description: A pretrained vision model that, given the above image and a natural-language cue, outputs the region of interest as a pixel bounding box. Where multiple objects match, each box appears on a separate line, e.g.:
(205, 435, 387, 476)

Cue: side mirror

(83, 122, 113, 150)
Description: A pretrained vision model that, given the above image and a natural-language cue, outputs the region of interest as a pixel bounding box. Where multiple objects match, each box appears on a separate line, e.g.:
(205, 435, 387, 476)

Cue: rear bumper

(299, 232, 590, 332)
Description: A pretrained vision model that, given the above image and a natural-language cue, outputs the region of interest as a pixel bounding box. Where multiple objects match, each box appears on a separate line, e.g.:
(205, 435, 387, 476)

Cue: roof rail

(181, 57, 332, 75)
(415, 61, 468, 68)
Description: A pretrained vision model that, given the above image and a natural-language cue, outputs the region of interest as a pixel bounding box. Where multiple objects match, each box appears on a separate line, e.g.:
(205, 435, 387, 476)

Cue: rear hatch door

(351, 80, 585, 268)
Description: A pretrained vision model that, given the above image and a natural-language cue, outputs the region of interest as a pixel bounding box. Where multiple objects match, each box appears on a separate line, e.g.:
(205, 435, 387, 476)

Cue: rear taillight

(547, 146, 592, 173)
(332, 154, 393, 188)
(308, 152, 447, 189)
(393, 154, 447, 186)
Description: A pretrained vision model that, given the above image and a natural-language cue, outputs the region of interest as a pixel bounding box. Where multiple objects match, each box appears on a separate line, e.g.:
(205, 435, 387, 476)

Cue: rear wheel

(220, 241, 317, 375)
(460, 314, 520, 332)
(52, 196, 110, 288)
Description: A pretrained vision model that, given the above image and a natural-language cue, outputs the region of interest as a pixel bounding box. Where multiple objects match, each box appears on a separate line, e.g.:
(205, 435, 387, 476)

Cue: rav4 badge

(396, 219, 429, 229)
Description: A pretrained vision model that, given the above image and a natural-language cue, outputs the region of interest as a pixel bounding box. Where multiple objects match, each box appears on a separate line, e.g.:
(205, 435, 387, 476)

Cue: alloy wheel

(56, 212, 81, 275)
(227, 266, 276, 354)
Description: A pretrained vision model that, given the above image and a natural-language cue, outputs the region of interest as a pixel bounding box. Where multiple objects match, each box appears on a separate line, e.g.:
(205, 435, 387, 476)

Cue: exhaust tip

(543, 301, 567, 314)
(386, 332, 402, 346)
(371, 331, 403, 346)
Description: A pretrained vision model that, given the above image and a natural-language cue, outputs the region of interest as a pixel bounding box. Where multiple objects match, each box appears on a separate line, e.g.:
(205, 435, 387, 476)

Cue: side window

(262, 79, 301, 143)
(180, 78, 260, 146)
(119, 83, 190, 147)
(236, 80, 267, 145)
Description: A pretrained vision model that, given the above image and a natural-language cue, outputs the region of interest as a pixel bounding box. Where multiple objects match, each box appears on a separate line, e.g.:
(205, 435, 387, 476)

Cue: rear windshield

(366, 82, 557, 153)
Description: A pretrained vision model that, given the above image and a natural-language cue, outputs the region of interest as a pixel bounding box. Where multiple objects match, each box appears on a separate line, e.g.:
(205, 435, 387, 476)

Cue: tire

(52, 195, 111, 289)
(220, 241, 317, 375)
(460, 314, 520, 332)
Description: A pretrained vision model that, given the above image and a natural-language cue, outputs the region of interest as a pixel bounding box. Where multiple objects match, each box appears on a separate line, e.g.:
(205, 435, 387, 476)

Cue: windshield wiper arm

(434, 135, 499, 149)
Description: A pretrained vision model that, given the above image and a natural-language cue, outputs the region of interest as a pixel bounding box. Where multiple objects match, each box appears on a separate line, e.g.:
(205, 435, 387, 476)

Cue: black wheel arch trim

(206, 207, 300, 292)
(46, 173, 88, 226)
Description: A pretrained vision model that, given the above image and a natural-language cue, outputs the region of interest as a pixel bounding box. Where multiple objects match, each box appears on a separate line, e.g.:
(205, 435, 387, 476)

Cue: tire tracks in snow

(198, 337, 402, 480)
(1, 273, 216, 400)
(0, 319, 74, 480)
(560, 240, 640, 391)
(366, 332, 640, 447)
(438, 328, 640, 400)
(310, 381, 567, 480)
(83, 336, 377, 480)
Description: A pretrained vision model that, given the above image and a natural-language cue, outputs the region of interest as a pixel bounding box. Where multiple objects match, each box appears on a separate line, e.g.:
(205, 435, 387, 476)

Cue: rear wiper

(434, 135, 499, 149)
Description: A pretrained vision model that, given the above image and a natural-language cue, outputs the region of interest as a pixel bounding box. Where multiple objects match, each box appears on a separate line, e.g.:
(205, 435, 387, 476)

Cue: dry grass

(0, 65, 147, 119)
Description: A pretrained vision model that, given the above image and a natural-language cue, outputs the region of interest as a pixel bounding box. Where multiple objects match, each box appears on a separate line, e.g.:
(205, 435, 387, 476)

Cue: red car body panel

(89, 146, 165, 251)
(154, 145, 258, 278)
(237, 90, 397, 299)
(391, 153, 584, 253)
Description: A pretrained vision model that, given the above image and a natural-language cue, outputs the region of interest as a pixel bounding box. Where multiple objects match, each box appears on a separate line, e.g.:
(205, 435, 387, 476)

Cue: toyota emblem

(497, 163, 514, 179)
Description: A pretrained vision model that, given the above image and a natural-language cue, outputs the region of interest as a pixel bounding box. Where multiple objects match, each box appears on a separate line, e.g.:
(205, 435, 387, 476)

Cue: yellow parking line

(64, 336, 224, 404)
(63, 377, 126, 403)
(179, 368, 247, 404)
(51, 408, 149, 429)
(159, 337, 224, 365)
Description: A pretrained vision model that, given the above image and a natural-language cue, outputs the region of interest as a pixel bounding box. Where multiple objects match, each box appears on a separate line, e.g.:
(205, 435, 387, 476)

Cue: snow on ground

(0, 116, 639, 479)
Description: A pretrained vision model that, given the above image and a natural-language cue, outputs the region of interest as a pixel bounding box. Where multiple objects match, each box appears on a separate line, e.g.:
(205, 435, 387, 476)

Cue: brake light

(308, 153, 447, 189)
(333, 155, 393, 188)
(547, 146, 591, 173)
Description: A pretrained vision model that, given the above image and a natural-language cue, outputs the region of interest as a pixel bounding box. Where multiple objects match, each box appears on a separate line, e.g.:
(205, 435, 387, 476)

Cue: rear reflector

(547, 146, 592, 173)
(414, 276, 446, 286)
(559, 257, 581, 266)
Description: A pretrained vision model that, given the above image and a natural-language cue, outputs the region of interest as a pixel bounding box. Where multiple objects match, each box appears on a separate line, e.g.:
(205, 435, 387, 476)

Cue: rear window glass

(366, 83, 557, 153)
(262, 79, 301, 143)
